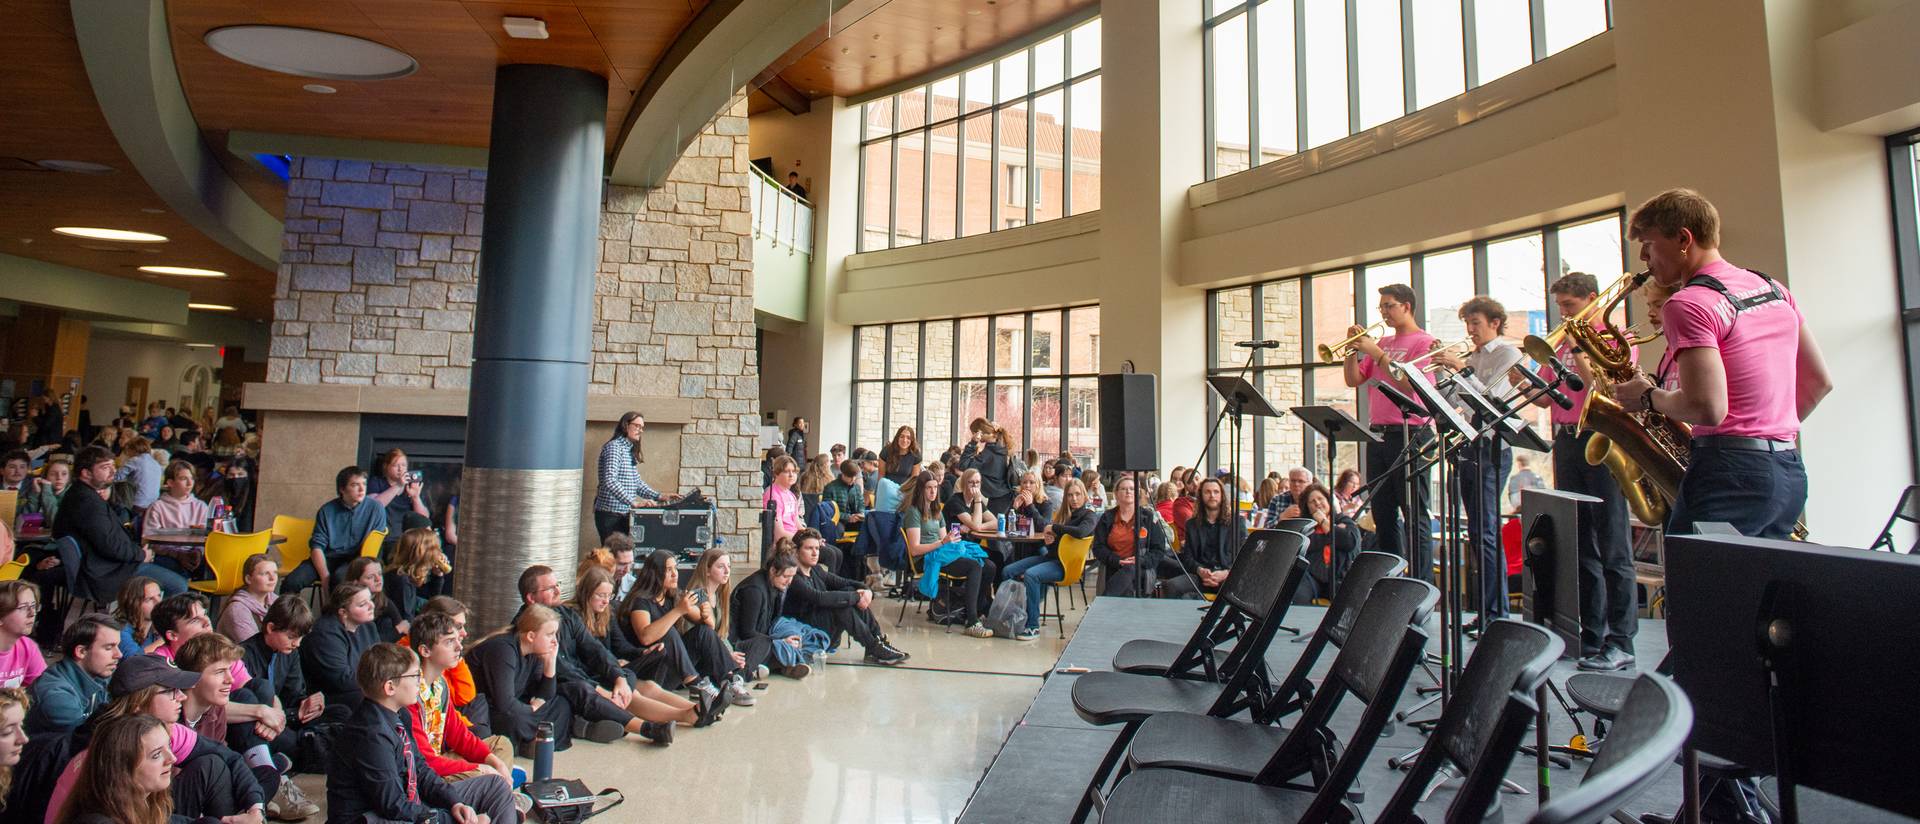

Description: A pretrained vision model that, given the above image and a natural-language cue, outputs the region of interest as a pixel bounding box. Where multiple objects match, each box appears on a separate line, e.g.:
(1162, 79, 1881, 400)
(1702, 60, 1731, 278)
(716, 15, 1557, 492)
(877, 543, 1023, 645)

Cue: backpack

(806, 498, 843, 544)
(983, 579, 1028, 638)
(1003, 454, 1025, 493)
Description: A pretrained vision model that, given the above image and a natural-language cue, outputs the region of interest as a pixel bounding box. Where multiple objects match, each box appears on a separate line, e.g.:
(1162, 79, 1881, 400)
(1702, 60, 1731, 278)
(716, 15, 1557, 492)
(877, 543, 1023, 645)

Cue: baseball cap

(110, 654, 203, 696)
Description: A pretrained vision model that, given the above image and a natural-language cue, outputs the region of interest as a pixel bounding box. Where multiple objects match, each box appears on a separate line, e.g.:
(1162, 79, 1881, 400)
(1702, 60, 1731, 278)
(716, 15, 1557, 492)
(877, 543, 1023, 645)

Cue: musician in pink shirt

(1614, 188, 1832, 540)
(1343, 283, 1436, 578)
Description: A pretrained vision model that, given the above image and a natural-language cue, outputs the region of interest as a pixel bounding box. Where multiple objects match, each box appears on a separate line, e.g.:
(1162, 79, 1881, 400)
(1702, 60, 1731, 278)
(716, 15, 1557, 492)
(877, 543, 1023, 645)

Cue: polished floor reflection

(290, 585, 1090, 822)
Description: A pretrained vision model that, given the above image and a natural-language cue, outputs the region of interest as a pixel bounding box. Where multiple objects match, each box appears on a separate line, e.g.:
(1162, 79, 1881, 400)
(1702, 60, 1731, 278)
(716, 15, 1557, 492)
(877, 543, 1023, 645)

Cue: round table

(143, 531, 288, 571)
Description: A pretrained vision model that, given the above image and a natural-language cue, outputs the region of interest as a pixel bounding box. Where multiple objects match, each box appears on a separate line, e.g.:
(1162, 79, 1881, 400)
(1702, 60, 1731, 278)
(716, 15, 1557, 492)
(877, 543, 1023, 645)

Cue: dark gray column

(458, 65, 607, 629)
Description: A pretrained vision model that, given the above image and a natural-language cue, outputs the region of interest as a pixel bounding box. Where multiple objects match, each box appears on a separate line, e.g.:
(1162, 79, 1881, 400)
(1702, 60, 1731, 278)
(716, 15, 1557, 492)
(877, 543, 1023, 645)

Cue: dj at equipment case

(627, 505, 716, 561)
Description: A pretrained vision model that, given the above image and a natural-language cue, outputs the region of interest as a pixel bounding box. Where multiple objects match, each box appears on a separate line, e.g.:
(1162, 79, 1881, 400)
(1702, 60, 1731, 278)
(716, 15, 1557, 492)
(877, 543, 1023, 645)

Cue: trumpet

(1388, 337, 1474, 381)
(1317, 321, 1388, 362)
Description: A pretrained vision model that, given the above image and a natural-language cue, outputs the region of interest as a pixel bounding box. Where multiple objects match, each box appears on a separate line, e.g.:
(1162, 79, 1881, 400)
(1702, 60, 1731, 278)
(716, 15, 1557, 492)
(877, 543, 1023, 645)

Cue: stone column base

(453, 466, 583, 630)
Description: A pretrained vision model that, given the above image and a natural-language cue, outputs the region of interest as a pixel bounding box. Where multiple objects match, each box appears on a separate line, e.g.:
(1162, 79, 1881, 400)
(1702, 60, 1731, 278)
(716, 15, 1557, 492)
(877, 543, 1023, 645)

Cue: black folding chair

(1093, 577, 1440, 823)
(1110, 524, 1317, 679)
(1869, 484, 1920, 554)
(1529, 674, 1694, 824)
(1067, 530, 1311, 824)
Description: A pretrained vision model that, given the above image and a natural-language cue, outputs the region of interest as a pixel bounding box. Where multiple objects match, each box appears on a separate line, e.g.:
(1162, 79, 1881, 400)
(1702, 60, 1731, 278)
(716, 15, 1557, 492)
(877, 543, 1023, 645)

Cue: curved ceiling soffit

(71, 0, 283, 270)
(610, 0, 855, 188)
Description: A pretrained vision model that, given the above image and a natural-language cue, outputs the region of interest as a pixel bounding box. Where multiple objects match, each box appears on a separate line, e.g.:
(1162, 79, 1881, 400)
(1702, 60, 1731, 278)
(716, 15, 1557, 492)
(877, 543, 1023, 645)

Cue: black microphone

(1235, 340, 1281, 349)
(1516, 368, 1573, 410)
(1544, 354, 1586, 391)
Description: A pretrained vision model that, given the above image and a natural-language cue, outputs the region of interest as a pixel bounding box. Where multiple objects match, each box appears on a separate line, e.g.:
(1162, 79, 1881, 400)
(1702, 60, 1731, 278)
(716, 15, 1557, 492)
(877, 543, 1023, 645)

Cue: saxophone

(1527, 272, 1689, 528)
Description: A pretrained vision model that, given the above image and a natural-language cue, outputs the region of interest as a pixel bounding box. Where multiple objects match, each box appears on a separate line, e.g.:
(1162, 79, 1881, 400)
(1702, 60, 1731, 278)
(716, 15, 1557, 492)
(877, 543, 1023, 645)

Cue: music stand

(1665, 534, 1920, 821)
(1206, 374, 1283, 604)
(1291, 405, 1379, 601)
(1454, 381, 1552, 453)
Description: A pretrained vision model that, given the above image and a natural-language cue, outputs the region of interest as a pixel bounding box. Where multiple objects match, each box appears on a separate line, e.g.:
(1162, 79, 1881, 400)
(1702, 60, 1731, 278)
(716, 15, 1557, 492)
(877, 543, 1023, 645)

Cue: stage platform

(958, 596, 1679, 823)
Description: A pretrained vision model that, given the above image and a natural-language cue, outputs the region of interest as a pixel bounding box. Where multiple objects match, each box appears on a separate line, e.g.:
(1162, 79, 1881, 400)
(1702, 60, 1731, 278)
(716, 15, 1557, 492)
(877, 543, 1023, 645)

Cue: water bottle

(997, 513, 1007, 535)
(532, 721, 554, 782)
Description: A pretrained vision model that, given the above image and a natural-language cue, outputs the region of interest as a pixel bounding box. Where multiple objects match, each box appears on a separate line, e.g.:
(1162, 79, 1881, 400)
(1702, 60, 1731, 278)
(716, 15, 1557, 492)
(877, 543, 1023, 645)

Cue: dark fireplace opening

(358, 413, 466, 538)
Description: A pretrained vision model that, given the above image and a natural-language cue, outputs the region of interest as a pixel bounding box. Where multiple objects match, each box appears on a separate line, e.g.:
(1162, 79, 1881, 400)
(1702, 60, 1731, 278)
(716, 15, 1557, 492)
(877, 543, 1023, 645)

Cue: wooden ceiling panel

(767, 0, 1097, 101)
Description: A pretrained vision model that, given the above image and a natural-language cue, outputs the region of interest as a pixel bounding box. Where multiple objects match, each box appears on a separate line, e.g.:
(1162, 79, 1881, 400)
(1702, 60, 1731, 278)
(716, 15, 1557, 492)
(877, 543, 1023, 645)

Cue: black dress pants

(1366, 425, 1434, 580)
(681, 623, 743, 684)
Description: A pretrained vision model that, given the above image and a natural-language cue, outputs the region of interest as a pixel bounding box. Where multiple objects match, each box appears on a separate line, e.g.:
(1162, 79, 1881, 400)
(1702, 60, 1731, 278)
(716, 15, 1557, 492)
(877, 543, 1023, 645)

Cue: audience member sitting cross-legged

(325, 642, 516, 824)
(176, 631, 317, 820)
(216, 553, 281, 643)
(621, 551, 754, 710)
(26, 613, 120, 734)
(403, 611, 517, 782)
(731, 543, 830, 679)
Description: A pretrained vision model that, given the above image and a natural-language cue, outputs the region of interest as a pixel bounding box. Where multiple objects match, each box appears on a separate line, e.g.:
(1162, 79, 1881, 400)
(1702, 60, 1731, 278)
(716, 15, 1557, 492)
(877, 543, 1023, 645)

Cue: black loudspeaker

(1520, 487, 1593, 658)
(1098, 373, 1158, 471)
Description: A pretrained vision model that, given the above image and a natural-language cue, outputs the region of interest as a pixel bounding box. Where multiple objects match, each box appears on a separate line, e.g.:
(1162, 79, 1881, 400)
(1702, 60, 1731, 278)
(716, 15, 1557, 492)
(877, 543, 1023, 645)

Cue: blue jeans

(1457, 438, 1511, 618)
(140, 562, 190, 596)
(1002, 554, 1063, 631)
(1667, 445, 1806, 540)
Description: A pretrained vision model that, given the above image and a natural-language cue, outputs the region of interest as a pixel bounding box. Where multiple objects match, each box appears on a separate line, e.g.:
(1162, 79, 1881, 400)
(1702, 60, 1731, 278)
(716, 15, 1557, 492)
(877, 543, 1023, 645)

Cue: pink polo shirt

(1540, 333, 1638, 426)
(1659, 261, 1803, 441)
(1357, 330, 1436, 426)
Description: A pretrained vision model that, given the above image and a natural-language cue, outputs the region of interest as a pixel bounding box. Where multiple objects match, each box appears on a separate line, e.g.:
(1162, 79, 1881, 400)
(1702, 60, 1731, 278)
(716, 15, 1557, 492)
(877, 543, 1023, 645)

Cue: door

(126, 377, 148, 416)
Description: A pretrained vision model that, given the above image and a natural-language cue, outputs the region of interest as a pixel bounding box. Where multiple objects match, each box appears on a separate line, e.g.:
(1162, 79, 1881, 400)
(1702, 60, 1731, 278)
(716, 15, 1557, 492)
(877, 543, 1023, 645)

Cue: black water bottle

(532, 721, 554, 782)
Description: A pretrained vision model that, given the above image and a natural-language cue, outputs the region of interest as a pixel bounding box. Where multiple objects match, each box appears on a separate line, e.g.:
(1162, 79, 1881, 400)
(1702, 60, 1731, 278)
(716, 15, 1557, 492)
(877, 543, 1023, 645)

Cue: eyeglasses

(390, 672, 424, 684)
(8, 602, 40, 617)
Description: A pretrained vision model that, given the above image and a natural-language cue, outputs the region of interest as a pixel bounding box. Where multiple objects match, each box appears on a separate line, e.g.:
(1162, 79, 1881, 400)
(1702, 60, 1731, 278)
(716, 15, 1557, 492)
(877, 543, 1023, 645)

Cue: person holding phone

(367, 449, 431, 537)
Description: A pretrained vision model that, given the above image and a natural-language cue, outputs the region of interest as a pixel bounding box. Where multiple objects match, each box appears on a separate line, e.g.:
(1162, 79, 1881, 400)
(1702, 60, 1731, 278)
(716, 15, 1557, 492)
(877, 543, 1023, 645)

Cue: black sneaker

(881, 642, 911, 662)
(864, 645, 908, 666)
(578, 718, 628, 743)
(783, 662, 812, 680)
(639, 720, 674, 746)
(693, 684, 731, 727)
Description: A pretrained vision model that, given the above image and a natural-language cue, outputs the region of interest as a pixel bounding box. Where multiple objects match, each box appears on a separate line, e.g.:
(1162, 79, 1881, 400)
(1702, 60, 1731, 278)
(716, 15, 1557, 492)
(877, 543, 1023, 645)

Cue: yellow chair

(0, 555, 26, 582)
(0, 489, 16, 532)
(270, 515, 316, 577)
(1041, 534, 1095, 638)
(359, 528, 389, 560)
(190, 530, 272, 597)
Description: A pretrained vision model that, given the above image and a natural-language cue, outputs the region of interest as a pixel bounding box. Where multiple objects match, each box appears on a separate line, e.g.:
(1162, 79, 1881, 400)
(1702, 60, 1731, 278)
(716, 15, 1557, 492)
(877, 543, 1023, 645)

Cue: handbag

(526, 778, 624, 823)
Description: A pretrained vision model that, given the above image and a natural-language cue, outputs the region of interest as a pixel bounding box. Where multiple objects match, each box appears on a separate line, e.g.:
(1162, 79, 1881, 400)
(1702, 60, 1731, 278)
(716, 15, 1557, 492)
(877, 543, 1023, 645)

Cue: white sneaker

(269, 778, 319, 820)
(728, 679, 756, 706)
(964, 622, 994, 639)
(752, 664, 770, 681)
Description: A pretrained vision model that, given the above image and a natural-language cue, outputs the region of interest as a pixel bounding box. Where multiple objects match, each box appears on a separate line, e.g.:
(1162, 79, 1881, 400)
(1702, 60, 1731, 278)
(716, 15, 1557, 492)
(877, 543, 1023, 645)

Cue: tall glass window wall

(859, 18, 1103, 251)
(1889, 128, 1920, 483)
(1205, 212, 1626, 485)
(1202, 0, 1611, 179)
(852, 307, 1101, 460)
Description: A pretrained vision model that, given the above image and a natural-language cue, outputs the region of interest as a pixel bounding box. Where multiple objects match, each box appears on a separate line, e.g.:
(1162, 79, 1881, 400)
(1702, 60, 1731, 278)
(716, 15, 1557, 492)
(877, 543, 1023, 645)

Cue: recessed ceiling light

(36, 160, 115, 174)
(139, 265, 227, 278)
(187, 303, 236, 312)
(54, 227, 168, 243)
(502, 16, 548, 39)
(204, 26, 418, 80)
(303, 83, 337, 94)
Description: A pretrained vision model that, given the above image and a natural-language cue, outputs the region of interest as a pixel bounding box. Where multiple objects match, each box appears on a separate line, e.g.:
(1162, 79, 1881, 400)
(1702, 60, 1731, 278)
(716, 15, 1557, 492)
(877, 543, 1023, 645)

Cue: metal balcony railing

(750, 164, 812, 257)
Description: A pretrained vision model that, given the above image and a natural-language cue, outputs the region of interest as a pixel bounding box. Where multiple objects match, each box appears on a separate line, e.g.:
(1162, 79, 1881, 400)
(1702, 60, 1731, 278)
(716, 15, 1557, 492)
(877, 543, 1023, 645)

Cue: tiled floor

(289, 582, 1092, 822)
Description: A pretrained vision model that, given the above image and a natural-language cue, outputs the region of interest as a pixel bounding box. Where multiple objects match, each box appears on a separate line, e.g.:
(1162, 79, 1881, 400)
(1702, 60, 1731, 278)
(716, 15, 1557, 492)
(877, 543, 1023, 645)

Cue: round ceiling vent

(204, 26, 418, 81)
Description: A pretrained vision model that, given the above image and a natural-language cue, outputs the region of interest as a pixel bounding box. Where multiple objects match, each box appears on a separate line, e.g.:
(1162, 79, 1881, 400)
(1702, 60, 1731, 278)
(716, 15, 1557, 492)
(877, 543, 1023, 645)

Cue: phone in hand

(408, 470, 424, 484)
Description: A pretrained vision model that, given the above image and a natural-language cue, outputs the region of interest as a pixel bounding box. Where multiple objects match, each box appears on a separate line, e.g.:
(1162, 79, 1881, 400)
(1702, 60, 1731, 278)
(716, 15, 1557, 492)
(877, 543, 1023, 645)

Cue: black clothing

(1555, 431, 1636, 656)
(325, 698, 463, 823)
(881, 450, 920, 484)
(463, 632, 571, 747)
(1011, 497, 1055, 534)
(957, 442, 1015, 509)
(729, 571, 783, 645)
(1169, 512, 1245, 600)
(238, 631, 307, 709)
(1367, 426, 1435, 579)
(784, 428, 808, 462)
(627, 595, 735, 685)
(300, 614, 380, 722)
(50, 481, 142, 600)
(515, 603, 634, 690)
(1302, 517, 1362, 602)
(787, 566, 884, 651)
(943, 493, 993, 532)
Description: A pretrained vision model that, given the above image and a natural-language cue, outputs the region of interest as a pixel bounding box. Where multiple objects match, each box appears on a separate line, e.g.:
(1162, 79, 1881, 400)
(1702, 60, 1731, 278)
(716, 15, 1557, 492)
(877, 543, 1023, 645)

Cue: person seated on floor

(404, 612, 515, 782)
(468, 605, 600, 755)
(0, 581, 46, 689)
(0, 687, 24, 809)
(26, 614, 120, 734)
(51, 714, 181, 824)
(898, 470, 997, 638)
(408, 596, 481, 730)
(516, 564, 695, 745)
(344, 557, 407, 642)
(730, 543, 829, 680)
(176, 632, 315, 821)
(216, 554, 279, 643)
(787, 530, 908, 664)
(1163, 476, 1245, 600)
(114, 576, 165, 659)
(383, 528, 446, 639)
(682, 548, 776, 683)
(142, 461, 209, 534)
(327, 643, 515, 824)
(237, 597, 325, 743)
(1001, 478, 1099, 640)
(42, 655, 265, 823)
(25, 610, 119, 733)
(605, 533, 638, 605)
(1091, 475, 1170, 598)
(300, 582, 381, 723)
(621, 552, 751, 710)
(571, 566, 627, 659)
(53, 447, 189, 596)
(284, 466, 387, 595)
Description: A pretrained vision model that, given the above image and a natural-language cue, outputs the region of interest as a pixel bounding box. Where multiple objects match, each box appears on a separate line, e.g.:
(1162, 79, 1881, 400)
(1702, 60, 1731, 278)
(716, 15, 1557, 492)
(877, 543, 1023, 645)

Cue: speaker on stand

(1099, 373, 1157, 597)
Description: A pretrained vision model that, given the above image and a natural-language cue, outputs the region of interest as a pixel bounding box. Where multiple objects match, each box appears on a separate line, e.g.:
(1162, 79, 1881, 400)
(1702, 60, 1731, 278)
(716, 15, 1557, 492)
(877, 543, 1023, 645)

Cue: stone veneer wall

(264, 96, 762, 559)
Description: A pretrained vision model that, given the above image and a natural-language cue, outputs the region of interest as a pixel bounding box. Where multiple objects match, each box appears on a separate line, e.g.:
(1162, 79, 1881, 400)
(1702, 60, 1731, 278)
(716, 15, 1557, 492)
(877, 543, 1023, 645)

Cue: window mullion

(1294, 0, 1310, 152)
(1400, 0, 1417, 116)
(1344, 0, 1360, 138)
(1246, 1, 1260, 165)
(1528, 0, 1548, 63)
(1462, 0, 1480, 89)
